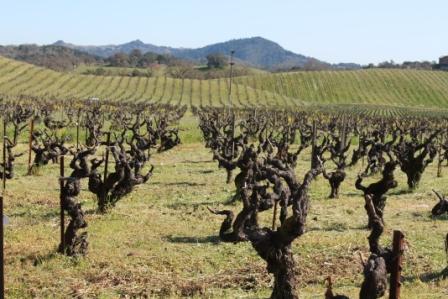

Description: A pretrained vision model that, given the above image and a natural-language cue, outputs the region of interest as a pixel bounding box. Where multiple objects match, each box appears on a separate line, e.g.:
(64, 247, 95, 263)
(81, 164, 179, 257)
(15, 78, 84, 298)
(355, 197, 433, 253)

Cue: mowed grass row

(2, 55, 448, 109)
(236, 69, 448, 108)
(0, 56, 300, 107)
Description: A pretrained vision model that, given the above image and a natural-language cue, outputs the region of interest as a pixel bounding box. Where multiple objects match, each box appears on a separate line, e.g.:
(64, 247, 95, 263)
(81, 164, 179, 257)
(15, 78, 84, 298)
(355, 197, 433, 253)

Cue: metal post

(76, 109, 81, 150)
(2, 119, 6, 191)
(27, 118, 34, 175)
(0, 116, 5, 298)
(0, 195, 4, 299)
(59, 156, 65, 254)
(231, 113, 235, 158)
(104, 132, 111, 181)
(311, 120, 317, 168)
(389, 230, 405, 299)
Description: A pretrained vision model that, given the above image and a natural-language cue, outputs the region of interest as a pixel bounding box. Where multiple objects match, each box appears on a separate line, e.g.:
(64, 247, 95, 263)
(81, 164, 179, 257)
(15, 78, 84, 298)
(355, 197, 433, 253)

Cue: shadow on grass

(199, 170, 214, 174)
(162, 182, 206, 187)
(404, 268, 448, 282)
(165, 234, 221, 244)
(10, 210, 59, 221)
(181, 160, 215, 164)
(21, 252, 58, 266)
(345, 192, 362, 198)
(389, 189, 414, 196)
(345, 188, 414, 198)
(308, 223, 351, 232)
(84, 208, 100, 215)
(430, 214, 448, 221)
(167, 200, 224, 209)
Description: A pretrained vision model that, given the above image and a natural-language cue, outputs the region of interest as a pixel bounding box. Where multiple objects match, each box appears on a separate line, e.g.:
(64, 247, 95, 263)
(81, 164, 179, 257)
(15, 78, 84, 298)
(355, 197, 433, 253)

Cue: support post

(59, 156, 65, 254)
(76, 109, 81, 150)
(231, 113, 235, 158)
(104, 132, 111, 181)
(2, 119, 6, 191)
(85, 121, 88, 145)
(389, 230, 405, 299)
(0, 195, 4, 299)
(311, 120, 317, 169)
(27, 118, 34, 175)
(271, 200, 278, 230)
(0, 116, 5, 299)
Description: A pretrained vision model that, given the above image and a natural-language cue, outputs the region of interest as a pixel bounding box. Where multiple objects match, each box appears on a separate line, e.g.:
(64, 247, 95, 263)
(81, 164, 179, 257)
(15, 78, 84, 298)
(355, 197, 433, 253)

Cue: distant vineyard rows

(2, 56, 448, 112)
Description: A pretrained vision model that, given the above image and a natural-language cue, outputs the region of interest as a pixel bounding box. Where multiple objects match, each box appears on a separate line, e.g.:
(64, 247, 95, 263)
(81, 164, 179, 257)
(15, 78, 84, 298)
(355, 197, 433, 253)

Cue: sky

(0, 0, 447, 64)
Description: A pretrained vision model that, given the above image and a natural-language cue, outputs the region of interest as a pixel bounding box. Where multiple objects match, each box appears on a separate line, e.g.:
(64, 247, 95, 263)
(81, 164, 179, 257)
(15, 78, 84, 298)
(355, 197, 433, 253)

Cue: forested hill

(53, 37, 361, 70)
(0, 44, 102, 71)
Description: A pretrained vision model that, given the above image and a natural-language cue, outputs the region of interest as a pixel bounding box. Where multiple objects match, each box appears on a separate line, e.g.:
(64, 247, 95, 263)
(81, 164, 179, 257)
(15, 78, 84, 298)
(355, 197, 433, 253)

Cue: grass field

(3, 115, 448, 298)
(2, 56, 448, 109)
(1, 56, 448, 298)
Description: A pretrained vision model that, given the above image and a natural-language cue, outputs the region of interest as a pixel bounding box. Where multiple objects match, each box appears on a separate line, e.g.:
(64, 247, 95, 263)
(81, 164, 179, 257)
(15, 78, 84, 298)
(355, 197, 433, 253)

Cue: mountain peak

(126, 39, 145, 46)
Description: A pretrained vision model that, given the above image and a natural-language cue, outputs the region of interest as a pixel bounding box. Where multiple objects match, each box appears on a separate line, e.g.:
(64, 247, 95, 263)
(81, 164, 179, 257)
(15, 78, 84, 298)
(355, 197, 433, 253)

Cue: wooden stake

(84, 120, 88, 145)
(0, 117, 5, 299)
(231, 113, 235, 158)
(389, 230, 405, 299)
(0, 195, 4, 299)
(311, 120, 317, 168)
(59, 156, 65, 254)
(2, 119, 6, 191)
(27, 118, 34, 175)
(76, 109, 81, 150)
(104, 132, 111, 181)
(271, 200, 278, 230)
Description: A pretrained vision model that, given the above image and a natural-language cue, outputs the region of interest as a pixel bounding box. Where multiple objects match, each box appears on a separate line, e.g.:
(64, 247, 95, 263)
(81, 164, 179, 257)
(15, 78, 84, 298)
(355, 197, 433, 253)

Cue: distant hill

(0, 44, 102, 71)
(1, 55, 447, 110)
(53, 37, 361, 71)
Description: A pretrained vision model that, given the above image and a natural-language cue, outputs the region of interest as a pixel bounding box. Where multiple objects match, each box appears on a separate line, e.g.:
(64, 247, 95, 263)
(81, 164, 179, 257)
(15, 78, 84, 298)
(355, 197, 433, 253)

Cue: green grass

(236, 70, 448, 108)
(1, 55, 448, 296)
(3, 118, 448, 298)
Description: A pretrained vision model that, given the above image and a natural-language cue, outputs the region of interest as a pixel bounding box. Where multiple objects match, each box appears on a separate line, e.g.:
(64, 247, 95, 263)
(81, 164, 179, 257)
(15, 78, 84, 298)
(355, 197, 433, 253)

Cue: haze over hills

(53, 37, 361, 70)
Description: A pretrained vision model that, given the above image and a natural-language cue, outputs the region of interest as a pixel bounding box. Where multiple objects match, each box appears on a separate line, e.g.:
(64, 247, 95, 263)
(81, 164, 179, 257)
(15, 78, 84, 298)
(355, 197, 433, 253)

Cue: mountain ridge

(52, 37, 361, 70)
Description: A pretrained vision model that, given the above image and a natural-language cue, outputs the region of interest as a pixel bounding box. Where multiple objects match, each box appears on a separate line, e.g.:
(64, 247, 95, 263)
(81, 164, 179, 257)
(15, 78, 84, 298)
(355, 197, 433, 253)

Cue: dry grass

(3, 123, 448, 298)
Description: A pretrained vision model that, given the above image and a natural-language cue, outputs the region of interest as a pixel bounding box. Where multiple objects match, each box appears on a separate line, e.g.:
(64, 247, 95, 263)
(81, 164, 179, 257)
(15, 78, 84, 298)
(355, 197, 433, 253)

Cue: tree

(206, 53, 227, 69)
(108, 52, 129, 67)
(168, 61, 194, 79)
(129, 49, 143, 67)
(138, 52, 158, 67)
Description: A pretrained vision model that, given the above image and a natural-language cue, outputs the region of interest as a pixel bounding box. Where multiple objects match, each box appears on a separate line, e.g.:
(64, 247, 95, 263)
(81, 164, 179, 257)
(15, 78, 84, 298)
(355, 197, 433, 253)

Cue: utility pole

(228, 50, 235, 108)
(228, 50, 236, 157)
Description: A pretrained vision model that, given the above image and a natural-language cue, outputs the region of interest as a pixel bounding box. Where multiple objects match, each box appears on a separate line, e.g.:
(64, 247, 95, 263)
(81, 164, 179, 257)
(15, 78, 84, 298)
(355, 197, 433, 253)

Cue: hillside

(1, 55, 448, 109)
(0, 45, 102, 71)
(53, 37, 359, 70)
(0, 56, 297, 107)
(236, 69, 448, 107)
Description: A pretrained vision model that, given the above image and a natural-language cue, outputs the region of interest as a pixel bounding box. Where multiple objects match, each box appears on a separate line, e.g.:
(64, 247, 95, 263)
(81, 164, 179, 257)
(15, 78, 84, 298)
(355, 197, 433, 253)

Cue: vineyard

(1, 52, 448, 299)
(2, 56, 448, 110)
(0, 94, 446, 298)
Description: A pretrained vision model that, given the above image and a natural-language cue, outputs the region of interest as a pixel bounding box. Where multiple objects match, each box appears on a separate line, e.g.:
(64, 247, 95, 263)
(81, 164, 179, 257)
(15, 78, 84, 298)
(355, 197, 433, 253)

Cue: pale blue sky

(0, 0, 447, 64)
